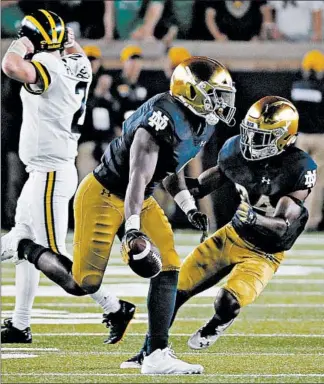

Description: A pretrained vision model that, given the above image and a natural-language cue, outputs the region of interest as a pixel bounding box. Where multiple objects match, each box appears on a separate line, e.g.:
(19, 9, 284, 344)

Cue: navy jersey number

(72, 81, 88, 132)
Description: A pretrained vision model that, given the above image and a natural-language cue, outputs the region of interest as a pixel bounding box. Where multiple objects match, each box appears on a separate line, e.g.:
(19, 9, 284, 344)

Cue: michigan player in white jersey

(1, 10, 135, 343)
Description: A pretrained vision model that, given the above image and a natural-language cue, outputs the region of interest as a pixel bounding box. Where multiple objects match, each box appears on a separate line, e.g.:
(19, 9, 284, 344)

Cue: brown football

(128, 236, 162, 279)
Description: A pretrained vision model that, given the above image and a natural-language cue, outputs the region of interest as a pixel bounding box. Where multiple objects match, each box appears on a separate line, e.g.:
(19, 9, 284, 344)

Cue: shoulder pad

(218, 135, 240, 171)
(61, 53, 92, 82)
(24, 52, 58, 95)
(291, 149, 317, 191)
(32, 52, 60, 72)
(141, 105, 175, 146)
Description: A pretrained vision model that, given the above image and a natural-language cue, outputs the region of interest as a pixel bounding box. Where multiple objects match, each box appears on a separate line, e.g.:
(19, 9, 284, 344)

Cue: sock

(18, 239, 48, 267)
(90, 286, 121, 314)
(146, 270, 179, 354)
(212, 288, 240, 326)
(139, 290, 189, 356)
(169, 289, 190, 328)
(12, 261, 40, 330)
(18, 239, 86, 296)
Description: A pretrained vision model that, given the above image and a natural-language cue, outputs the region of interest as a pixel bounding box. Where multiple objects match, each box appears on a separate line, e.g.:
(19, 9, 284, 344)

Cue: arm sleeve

(23, 52, 59, 95)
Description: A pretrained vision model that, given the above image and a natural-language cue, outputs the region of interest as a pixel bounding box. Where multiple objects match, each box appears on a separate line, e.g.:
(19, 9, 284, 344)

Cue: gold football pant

(72, 173, 181, 292)
(178, 223, 284, 307)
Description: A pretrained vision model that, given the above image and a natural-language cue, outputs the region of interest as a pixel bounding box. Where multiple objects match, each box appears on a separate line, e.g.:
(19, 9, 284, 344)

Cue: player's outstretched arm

(164, 165, 227, 200)
(163, 171, 209, 234)
(233, 189, 310, 242)
(124, 128, 159, 230)
(2, 37, 37, 84)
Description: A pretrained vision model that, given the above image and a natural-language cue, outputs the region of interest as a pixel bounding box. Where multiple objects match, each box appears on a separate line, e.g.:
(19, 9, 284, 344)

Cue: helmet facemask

(186, 81, 236, 126)
(240, 121, 295, 161)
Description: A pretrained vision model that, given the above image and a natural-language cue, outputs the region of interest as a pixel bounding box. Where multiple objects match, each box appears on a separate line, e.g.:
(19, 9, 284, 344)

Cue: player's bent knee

(161, 250, 181, 272)
(224, 279, 258, 308)
(63, 281, 87, 296)
(75, 273, 103, 294)
(214, 288, 241, 321)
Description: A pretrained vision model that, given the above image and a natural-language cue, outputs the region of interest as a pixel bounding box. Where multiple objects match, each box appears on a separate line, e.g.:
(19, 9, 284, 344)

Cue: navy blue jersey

(218, 135, 317, 252)
(94, 92, 216, 198)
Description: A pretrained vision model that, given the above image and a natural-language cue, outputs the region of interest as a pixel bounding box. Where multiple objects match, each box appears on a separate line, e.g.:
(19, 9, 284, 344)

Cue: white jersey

(19, 52, 92, 172)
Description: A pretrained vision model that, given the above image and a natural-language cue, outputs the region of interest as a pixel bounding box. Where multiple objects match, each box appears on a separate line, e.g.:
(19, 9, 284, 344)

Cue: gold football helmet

(170, 56, 236, 126)
(240, 96, 299, 161)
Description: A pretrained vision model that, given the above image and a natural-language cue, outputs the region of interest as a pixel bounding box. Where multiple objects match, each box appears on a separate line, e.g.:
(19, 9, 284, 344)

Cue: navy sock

(18, 239, 48, 268)
(146, 270, 179, 354)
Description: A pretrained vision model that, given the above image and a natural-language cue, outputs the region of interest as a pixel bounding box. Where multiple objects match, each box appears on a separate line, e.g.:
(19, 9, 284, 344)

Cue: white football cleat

(141, 347, 203, 375)
(188, 318, 234, 350)
(1, 227, 34, 264)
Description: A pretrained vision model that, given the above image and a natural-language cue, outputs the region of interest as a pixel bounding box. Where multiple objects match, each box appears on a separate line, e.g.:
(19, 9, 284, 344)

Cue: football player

(7, 57, 236, 373)
(1, 10, 134, 344)
(169, 96, 317, 350)
(122, 96, 317, 366)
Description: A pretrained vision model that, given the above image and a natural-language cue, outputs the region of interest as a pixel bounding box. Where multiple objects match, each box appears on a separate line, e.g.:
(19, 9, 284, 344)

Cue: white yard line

(31, 332, 324, 337)
(2, 279, 324, 297)
(1, 317, 322, 325)
(15, 351, 322, 356)
(269, 279, 324, 284)
(2, 354, 38, 359)
(1, 348, 59, 351)
(3, 373, 324, 378)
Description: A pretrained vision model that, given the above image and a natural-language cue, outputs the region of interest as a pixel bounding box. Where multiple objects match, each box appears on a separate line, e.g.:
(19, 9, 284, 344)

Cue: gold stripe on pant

(44, 171, 59, 254)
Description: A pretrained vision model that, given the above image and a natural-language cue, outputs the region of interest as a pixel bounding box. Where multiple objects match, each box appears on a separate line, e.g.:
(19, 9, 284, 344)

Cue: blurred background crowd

(2, 0, 324, 232)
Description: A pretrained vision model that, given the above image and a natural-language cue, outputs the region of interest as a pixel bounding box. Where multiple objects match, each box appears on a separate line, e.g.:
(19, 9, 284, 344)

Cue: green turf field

(2, 231, 324, 383)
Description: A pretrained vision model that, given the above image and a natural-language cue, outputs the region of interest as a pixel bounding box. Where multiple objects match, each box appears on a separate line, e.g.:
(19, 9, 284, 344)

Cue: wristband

(174, 190, 197, 214)
(6, 40, 28, 58)
(125, 215, 140, 232)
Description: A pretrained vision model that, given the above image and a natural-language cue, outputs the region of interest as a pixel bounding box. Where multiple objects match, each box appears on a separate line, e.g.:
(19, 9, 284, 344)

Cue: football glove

(233, 201, 257, 227)
(121, 229, 147, 264)
(187, 209, 209, 232)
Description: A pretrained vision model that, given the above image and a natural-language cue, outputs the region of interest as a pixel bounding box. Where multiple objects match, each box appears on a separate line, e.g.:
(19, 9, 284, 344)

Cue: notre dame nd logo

(148, 111, 169, 131)
(304, 170, 317, 188)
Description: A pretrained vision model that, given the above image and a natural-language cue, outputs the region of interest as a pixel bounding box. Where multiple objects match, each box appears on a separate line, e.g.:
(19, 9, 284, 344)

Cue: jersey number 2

(72, 81, 88, 131)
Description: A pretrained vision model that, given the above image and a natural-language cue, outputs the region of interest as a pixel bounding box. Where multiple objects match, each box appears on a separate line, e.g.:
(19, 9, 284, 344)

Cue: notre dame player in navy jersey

(163, 96, 317, 351)
(95, 92, 219, 198)
(11, 57, 236, 374)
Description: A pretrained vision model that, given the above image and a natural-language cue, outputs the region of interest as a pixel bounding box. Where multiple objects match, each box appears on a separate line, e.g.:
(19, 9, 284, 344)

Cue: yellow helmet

(18, 9, 66, 53)
(170, 56, 236, 126)
(240, 96, 299, 161)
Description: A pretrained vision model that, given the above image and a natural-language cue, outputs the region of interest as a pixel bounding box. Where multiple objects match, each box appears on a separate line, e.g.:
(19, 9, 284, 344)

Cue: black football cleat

(102, 300, 136, 344)
(120, 350, 144, 369)
(1, 318, 32, 343)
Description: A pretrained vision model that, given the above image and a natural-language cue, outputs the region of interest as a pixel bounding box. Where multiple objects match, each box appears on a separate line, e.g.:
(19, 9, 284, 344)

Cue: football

(127, 236, 162, 279)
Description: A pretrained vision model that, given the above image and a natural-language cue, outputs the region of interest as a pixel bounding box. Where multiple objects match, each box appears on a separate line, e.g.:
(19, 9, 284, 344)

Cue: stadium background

(1, 1, 324, 382)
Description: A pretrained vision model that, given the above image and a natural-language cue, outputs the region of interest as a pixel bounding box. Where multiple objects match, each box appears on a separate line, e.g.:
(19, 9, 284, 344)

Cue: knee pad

(214, 288, 241, 322)
(64, 281, 88, 296)
(224, 278, 258, 307)
(77, 273, 102, 294)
